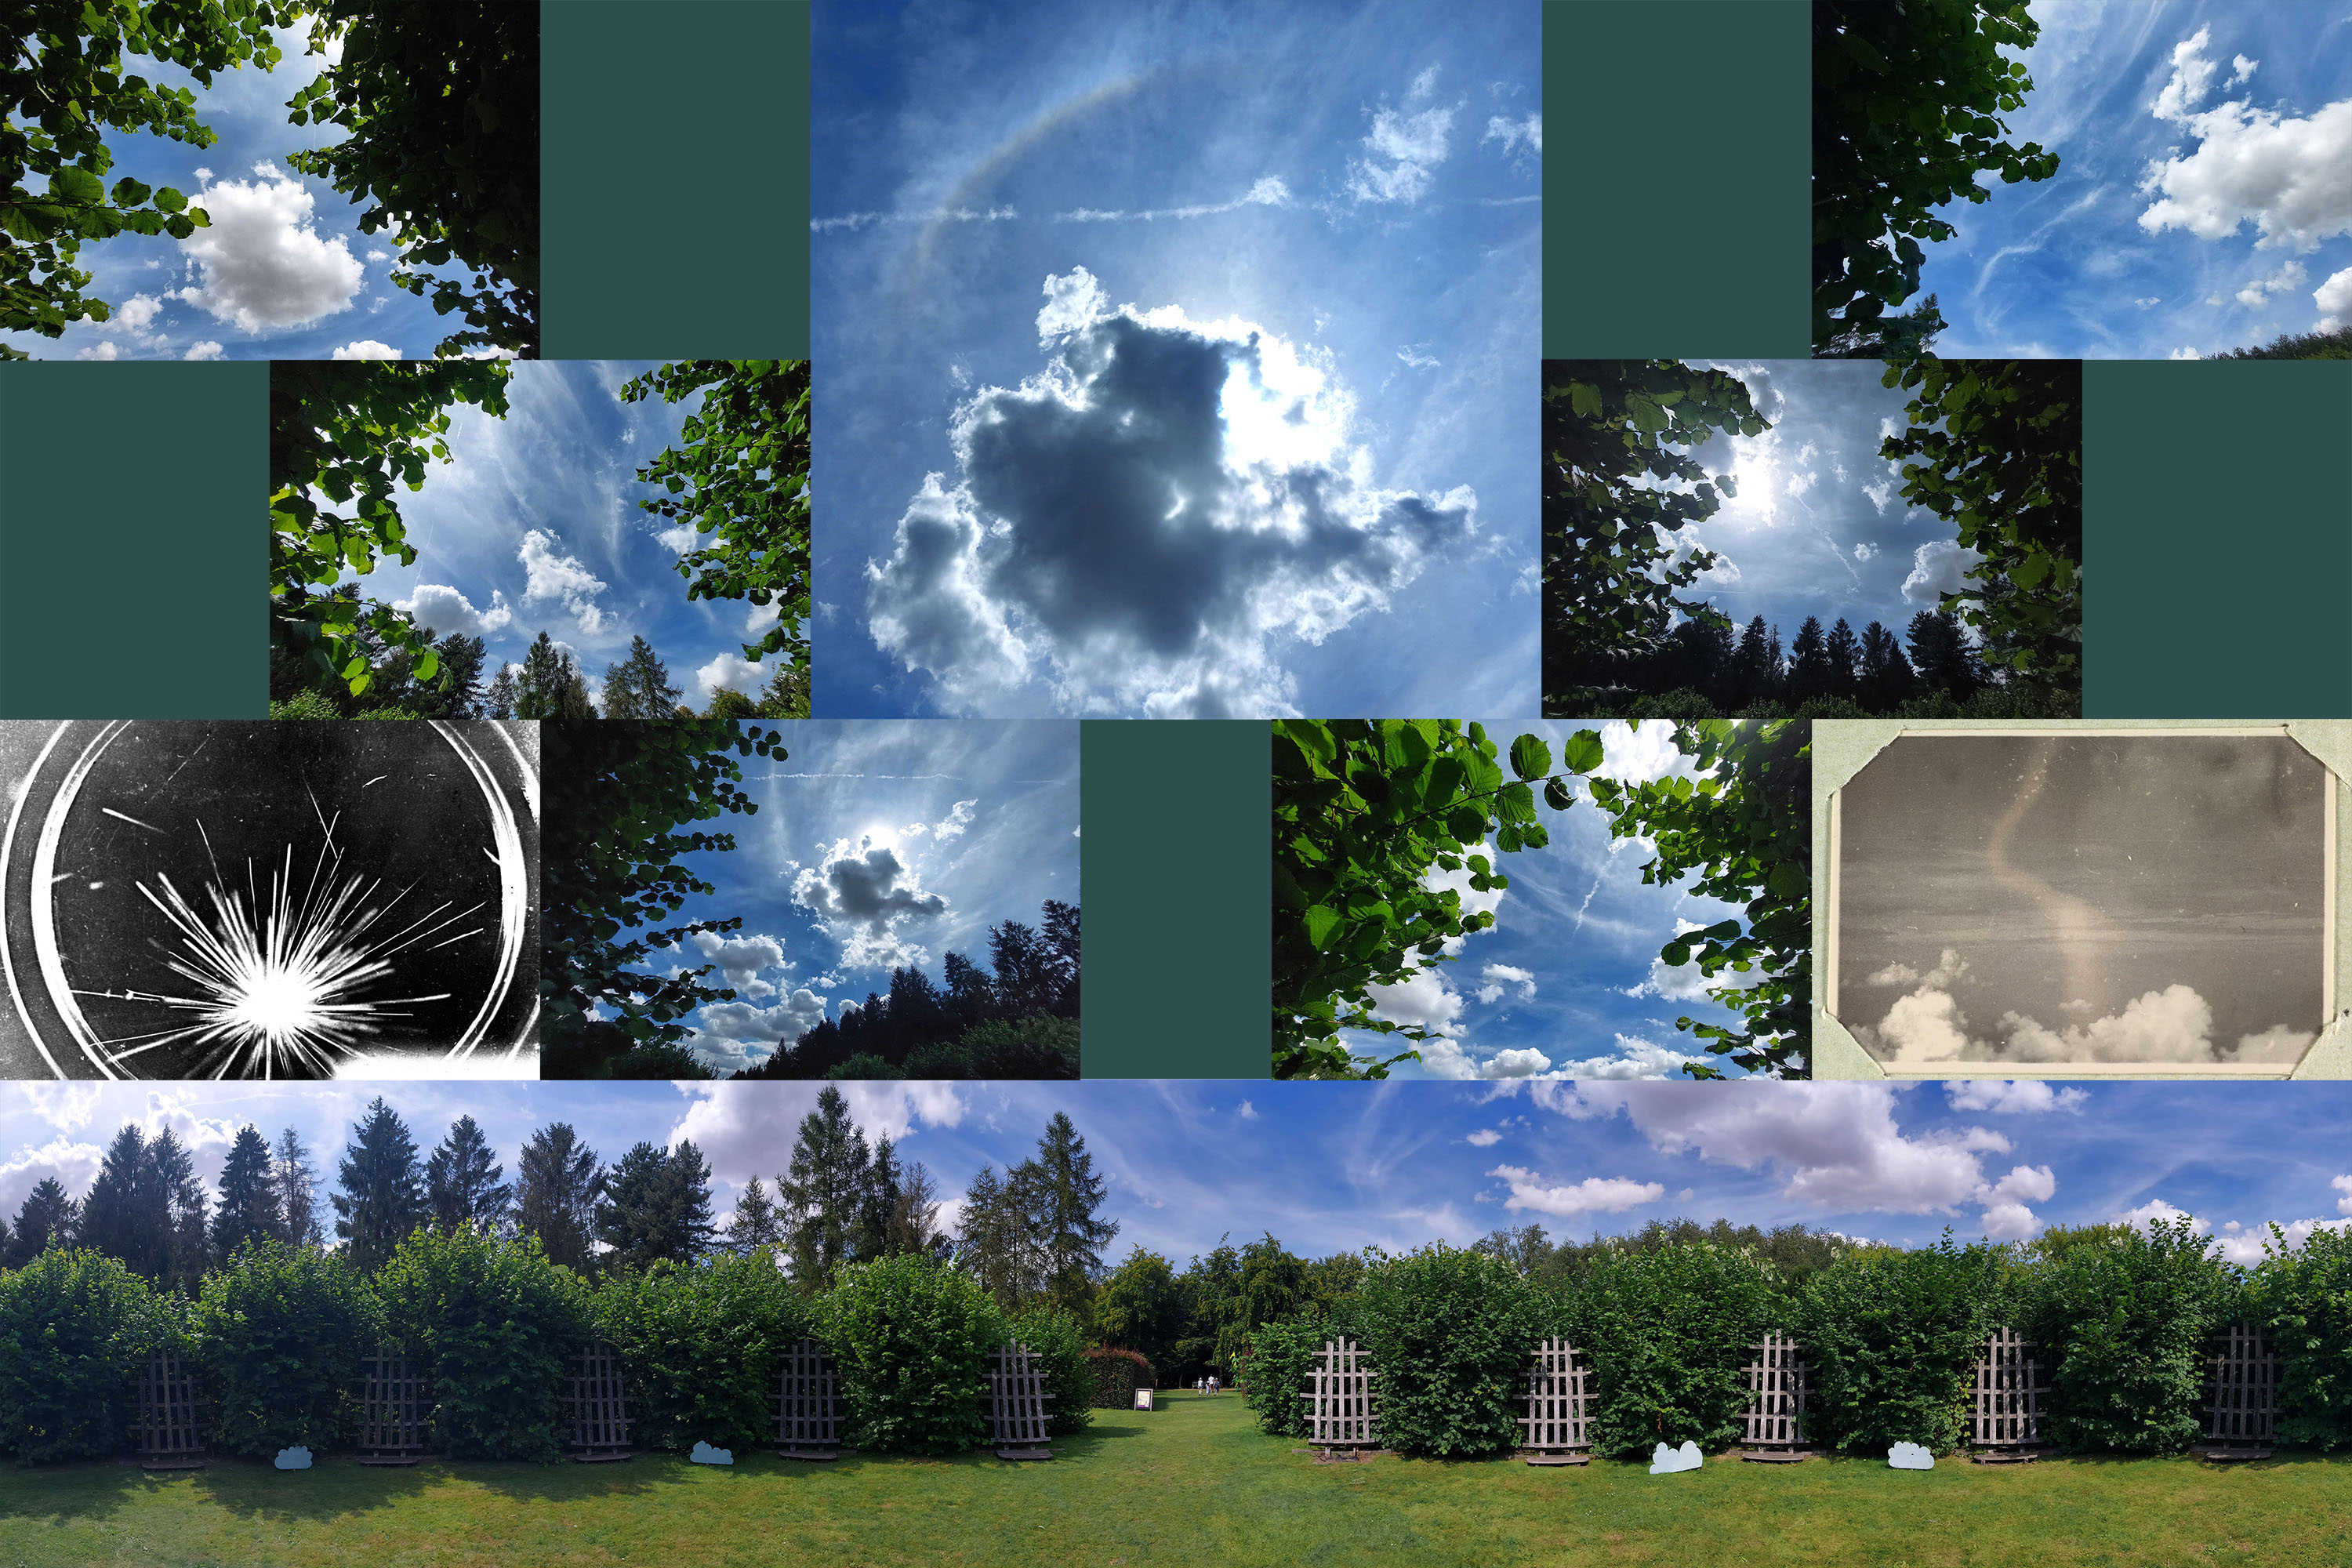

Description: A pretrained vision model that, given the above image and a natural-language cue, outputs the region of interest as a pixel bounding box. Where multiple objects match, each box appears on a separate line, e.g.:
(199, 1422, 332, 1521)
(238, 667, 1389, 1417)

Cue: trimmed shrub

(195, 1241, 381, 1458)
(2020, 1217, 2236, 1454)
(593, 1254, 806, 1454)
(1241, 1312, 1356, 1439)
(1007, 1306, 1093, 1437)
(819, 1254, 1002, 1454)
(1573, 1240, 1784, 1459)
(1084, 1347, 1152, 1406)
(375, 1229, 591, 1461)
(1356, 1242, 1550, 1457)
(0, 1249, 181, 1464)
(1796, 1236, 2002, 1454)
(2245, 1221, 2352, 1450)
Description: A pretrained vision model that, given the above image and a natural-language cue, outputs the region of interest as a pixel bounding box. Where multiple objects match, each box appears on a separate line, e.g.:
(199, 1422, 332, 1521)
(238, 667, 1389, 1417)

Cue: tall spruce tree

(426, 1115, 512, 1234)
(955, 1163, 1037, 1313)
(730, 1175, 783, 1262)
(210, 1125, 281, 1260)
(1906, 608, 1982, 699)
(331, 1098, 430, 1272)
(80, 1125, 167, 1280)
(1787, 616, 1833, 706)
(1013, 1112, 1119, 1315)
(1857, 620, 1916, 712)
(601, 634, 683, 719)
(2, 1178, 76, 1267)
(273, 1127, 322, 1248)
(1824, 618, 1862, 702)
(776, 1086, 873, 1287)
(514, 1122, 604, 1272)
(151, 1127, 209, 1294)
(597, 1140, 715, 1269)
(484, 662, 518, 720)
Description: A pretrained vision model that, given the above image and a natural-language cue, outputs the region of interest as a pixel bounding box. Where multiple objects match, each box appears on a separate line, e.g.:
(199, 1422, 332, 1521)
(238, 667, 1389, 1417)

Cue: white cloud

(74, 341, 120, 360)
(1853, 542, 1875, 561)
(2337, 1174, 2352, 1216)
(517, 528, 612, 634)
(1465, 1128, 1504, 1147)
(930, 799, 978, 842)
(1542, 1033, 1710, 1080)
(114, 293, 162, 332)
(2170, 346, 2203, 359)
(176, 166, 364, 332)
(790, 837, 950, 971)
(869, 279, 1475, 717)
(1348, 89, 1457, 204)
(2233, 1024, 2317, 1064)
(1396, 344, 1441, 368)
(1365, 967, 1463, 1036)
(1475, 963, 1536, 1007)
(394, 583, 511, 640)
(1236, 1101, 1258, 1120)
(2235, 259, 2306, 307)
(2228, 53, 2258, 87)
(697, 989, 828, 1047)
(1488, 1167, 1664, 1218)
(2314, 266, 2352, 328)
(695, 650, 765, 702)
(686, 930, 790, 999)
(330, 339, 402, 360)
(2140, 28, 2352, 251)
(1243, 176, 1290, 206)
(655, 522, 700, 554)
(1482, 112, 1541, 158)
(1862, 479, 1894, 513)
(1943, 1080, 2089, 1114)
(183, 340, 223, 361)
(1483, 1047, 1552, 1078)
(668, 1083, 967, 1188)
(2002, 985, 2216, 1064)
(1902, 539, 1980, 604)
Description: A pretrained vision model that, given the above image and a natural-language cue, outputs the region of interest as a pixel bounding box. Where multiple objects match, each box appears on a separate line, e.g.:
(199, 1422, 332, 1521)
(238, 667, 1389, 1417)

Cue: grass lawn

(2, 1393, 2347, 1568)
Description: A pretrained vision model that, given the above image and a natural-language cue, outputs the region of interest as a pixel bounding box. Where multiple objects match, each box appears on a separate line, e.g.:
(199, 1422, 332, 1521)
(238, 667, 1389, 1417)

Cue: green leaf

(2010, 553, 2050, 590)
(1508, 734, 1550, 781)
(1561, 729, 1605, 774)
(153, 187, 187, 215)
(1543, 778, 1573, 811)
(1767, 861, 1808, 898)
(1303, 906, 1342, 950)
(49, 165, 104, 205)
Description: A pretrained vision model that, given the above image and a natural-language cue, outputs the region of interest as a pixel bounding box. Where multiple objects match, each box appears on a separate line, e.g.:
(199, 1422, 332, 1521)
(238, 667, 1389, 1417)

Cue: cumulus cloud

(1475, 964, 1536, 1007)
(1943, 1080, 2089, 1114)
(1902, 539, 1981, 604)
(929, 799, 978, 842)
(1544, 1033, 1711, 1080)
(2002, 985, 2216, 1064)
(868, 273, 1475, 716)
(74, 341, 120, 360)
(2140, 27, 2352, 252)
(330, 339, 401, 360)
(517, 528, 612, 633)
(790, 837, 949, 970)
(1853, 542, 1875, 561)
(2228, 1023, 2316, 1064)
(176, 165, 364, 332)
(183, 340, 223, 361)
(685, 930, 790, 999)
(1465, 1128, 1504, 1148)
(113, 293, 162, 332)
(2236, 260, 2307, 308)
(695, 650, 765, 702)
(697, 989, 828, 1047)
(394, 583, 511, 639)
(1489, 1167, 1664, 1217)
(2314, 266, 2352, 332)
(1483, 1047, 1552, 1078)
(1482, 112, 1541, 158)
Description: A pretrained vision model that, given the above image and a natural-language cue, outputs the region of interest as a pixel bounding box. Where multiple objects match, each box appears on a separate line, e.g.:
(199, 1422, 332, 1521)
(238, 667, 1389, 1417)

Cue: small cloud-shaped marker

(690, 1441, 734, 1465)
(274, 1446, 313, 1470)
(1649, 1439, 1704, 1475)
(1888, 1441, 1935, 1471)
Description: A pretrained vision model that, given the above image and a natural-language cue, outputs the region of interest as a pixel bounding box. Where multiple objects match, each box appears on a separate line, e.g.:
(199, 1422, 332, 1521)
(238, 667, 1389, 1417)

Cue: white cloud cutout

(176, 165, 364, 332)
(394, 583, 511, 640)
(2140, 27, 2352, 252)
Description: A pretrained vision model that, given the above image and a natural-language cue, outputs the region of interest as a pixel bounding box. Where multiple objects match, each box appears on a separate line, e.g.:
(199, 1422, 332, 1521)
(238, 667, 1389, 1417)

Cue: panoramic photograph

(1831, 731, 2334, 1075)
(543, 720, 1080, 1081)
(812, 0, 1541, 718)
(1272, 717, 1809, 1081)
(1816, 0, 2352, 359)
(268, 359, 811, 723)
(1, 1076, 2347, 1559)
(1542, 358, 2082, 721)
(5, 1, 537, 361)
(0, 720, 541, 1079)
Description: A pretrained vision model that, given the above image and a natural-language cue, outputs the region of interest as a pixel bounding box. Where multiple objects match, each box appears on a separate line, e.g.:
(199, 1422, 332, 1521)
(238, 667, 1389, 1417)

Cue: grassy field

(2, 1393, 2347, 1568)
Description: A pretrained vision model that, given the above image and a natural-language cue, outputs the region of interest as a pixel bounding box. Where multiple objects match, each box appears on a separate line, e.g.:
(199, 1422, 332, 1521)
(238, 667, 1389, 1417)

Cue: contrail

(1982, 738, 2102, 1022)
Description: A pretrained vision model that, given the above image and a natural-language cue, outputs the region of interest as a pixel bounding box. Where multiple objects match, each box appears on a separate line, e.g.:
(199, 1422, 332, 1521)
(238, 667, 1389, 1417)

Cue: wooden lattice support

(776, 1338, 842, 1461)
(1739, 1330, 1814, 1461)
(136, 1347, 204, 1470)
(1970, 1327, 2049, 1463)
(1301, 1337, 1375, 1459)
(1519, 1336, 1592, 1465)
(358, 1345, 427, 1465)
(988, 1341, 1053, 1461)
(566, 1342, 633, 1462)
(2196, 1323, 2278, 1461)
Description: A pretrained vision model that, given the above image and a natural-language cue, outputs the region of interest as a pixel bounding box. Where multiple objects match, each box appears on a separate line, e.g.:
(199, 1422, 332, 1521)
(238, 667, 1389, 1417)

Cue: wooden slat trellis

(988, 1341, 1053, 1460)
(776, 1338, 841, 1461)
(1301, 1337, 1375, 1454)
(567, 1342, 632, 1461)
(2199, 1323, 2277, 1460)
(1739, 1330, 1812, 1459)
(1520, 1336, 1591, 1465)
(1971, 1327, 2048, 1461)
(358, 1345, 427, 1465)
(136, 1347, 204, 1470)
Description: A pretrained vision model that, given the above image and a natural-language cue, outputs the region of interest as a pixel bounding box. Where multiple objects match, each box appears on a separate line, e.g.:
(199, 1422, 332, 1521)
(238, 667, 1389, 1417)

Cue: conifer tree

(776, 1087, 872, 1287)
(514, 1122, 604, 1272)
(331, 1098, 430, 1272)
(596, 1139, 715, 1269)
(210, 1125, 281, 1260)
(2, 1178, 76, 1268)
(1014, 1112, 1119, 1315)
(273, 1127, 322, 1248)
(601, 634, 682, 719)
(426, 1115, 511, 1234)
(731, 1175, 783, 1261)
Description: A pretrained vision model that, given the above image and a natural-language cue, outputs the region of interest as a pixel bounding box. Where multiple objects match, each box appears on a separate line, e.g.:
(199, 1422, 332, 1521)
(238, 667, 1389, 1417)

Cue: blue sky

(1915, 0, 2352, 358)
(811, 0, 1541, 719)
(335, 362, 797, 710)
(1343, 720, 1773, 1083)
(4, 18, 470, 361)
(607, 721, 1081, 1076)
(1667, 361, 1968, 651)
(5, 1080, 2346, 1269)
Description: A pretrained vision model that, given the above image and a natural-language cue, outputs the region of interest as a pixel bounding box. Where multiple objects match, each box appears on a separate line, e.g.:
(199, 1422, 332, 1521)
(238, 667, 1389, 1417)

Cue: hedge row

(0, 1237, 1091, 1465)
(1244, 1225, 2352, 1459)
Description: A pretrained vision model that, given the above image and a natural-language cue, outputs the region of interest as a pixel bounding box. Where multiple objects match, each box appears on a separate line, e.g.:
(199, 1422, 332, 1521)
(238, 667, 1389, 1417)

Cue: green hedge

(2245, 1223, 2352, 1450)
(1795, 1236, 2003, 1455)
(195, 1242, 381, 1458)
(821, 1254, 1001, 1454)
(1356, 1243, 1552, 1457)
(0, 1250, 183, 1464)
(1573, 1240, 1784, 1459)
(2021, 1218, 2235, 1454)
(375, 1229, 590, 1461)
(593, 1254, 807, 1454)
(1241, 1312, 1356, 1439)
(1007, 1306, 1094, 1438)
(1084, 1347, 1152, 1406)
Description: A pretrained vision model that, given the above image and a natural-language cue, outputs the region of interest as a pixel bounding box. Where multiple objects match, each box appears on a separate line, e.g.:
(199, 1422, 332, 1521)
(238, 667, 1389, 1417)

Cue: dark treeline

(734, 900, 1080, 1080)
(1566, 606, 2070, 720)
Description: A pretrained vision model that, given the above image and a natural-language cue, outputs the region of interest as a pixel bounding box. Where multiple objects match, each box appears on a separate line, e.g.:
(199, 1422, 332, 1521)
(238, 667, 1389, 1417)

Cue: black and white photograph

(0, 721, 539, 1080)
(1831, 729, 2334, 1073)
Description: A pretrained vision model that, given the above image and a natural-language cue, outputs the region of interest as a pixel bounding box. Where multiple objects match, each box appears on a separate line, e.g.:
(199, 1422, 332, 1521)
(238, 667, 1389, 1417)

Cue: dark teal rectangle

(1080, 719, 1268, 1077)
(2083, 361, 2352, 717)
(1545, 0, 1811, 358)
(0, 364, 267, 718)
(541, 0, 811, 358)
